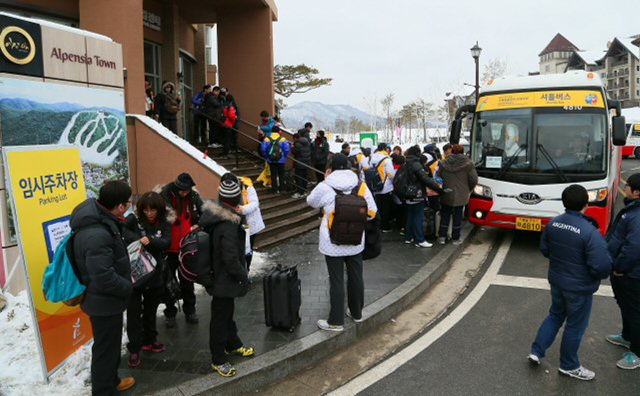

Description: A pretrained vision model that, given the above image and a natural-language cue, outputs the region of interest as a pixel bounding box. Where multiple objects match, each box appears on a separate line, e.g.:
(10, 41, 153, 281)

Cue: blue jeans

(439, 204, 463, 240)
(531, 285, 593, 370)
(406, 200, 426, 243)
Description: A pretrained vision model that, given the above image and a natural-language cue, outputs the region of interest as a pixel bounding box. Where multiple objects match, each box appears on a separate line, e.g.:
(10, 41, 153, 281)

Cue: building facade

(539, 33, 579, 75)
(0, 0, 278, 140)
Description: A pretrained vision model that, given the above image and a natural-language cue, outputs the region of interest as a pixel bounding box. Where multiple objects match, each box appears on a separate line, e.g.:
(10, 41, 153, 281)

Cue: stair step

(260, 196, 305, 215)
(262, 201, 313, 224)
(234, 168, 262, 179)
(258, 211, 321, 240)
(254, 220, 320, 251)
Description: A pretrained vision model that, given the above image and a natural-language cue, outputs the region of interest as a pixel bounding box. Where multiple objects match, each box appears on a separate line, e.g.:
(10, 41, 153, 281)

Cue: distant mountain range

(0, 98, 121, 114)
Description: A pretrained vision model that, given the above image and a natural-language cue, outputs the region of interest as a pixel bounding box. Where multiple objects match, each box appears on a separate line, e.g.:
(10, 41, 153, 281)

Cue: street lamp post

(470, 41, 482, 103)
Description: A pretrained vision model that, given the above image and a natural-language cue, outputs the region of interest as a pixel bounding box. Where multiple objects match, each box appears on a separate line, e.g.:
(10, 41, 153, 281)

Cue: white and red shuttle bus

(450, 71, 627, 235)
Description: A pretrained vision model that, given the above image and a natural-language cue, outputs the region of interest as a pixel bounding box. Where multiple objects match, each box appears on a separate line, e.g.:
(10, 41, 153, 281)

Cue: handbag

(127, 240, 157, 288)
(363, 214, 382, 260)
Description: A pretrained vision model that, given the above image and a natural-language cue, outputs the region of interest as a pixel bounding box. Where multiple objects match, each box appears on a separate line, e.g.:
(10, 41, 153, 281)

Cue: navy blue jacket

(540, 210, 612, 294)
(607, 199, 640, 279)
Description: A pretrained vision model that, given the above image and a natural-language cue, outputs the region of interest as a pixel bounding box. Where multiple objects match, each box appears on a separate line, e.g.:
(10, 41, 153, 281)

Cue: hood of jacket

(439, 153, 474, 172)
(325, 169, 359, 193)
(70, 198, 119, 232)
(200, 200, 242, 228)
(162, 81, 175, 92)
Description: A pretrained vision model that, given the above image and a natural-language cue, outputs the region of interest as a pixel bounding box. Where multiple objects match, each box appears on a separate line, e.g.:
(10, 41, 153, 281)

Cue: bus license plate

(515, 217, 542, 232)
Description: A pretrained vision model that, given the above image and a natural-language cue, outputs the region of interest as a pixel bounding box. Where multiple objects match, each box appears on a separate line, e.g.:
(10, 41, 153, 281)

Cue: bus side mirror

(450, 119, 462, 144)
(612, 115, 627, 146)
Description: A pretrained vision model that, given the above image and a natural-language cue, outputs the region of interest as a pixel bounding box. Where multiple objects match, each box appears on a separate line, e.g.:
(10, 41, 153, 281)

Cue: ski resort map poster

(2, 146, 90, 378)
(0, 76, 130, 197)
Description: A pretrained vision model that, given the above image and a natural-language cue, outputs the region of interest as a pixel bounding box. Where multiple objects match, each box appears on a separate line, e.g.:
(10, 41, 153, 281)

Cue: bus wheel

(635, 147, 640, 159)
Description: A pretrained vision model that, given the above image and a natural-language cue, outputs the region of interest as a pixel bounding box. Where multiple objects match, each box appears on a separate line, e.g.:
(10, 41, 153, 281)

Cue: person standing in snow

(154, 81, 181, 134)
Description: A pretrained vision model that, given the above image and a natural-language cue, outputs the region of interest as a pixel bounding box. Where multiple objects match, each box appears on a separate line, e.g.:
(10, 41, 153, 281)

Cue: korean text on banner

(476, 90, 605, 112)
(3, 145, 92, 379)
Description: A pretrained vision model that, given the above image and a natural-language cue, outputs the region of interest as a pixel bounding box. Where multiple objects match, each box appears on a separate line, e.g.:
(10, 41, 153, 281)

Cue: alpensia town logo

(0, 25, 36, 65)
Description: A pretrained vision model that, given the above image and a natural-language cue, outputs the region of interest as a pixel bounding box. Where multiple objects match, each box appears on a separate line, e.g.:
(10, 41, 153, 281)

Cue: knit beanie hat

(218, 173, 242, 207)
(331, 153, 350, 171)
(174, 172, 195, 191)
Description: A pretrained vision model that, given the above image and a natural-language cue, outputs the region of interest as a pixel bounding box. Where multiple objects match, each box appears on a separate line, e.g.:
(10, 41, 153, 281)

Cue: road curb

(163, 223, 477, 396)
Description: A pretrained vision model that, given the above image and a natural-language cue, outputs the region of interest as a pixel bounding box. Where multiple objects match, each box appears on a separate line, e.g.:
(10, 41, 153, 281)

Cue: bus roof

(482, 71, 604, 94)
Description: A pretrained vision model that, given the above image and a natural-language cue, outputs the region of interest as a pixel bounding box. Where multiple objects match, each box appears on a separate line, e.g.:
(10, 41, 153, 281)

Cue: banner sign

(476, 90, 605, 112)
(3, 145, 92, 379)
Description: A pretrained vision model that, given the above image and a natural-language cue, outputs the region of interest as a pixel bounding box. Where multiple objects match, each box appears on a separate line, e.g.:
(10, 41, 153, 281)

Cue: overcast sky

(273, 0, 639, 112)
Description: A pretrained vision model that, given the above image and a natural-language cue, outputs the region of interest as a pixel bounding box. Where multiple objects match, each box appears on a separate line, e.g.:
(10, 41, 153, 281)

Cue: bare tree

(482, 58, 508, 85)
(380, 93, 395, 141)
(413, 98, 436, 142)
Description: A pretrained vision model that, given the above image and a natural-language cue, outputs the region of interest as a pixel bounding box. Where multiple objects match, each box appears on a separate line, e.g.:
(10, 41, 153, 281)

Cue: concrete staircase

(203, 147, 320, 250)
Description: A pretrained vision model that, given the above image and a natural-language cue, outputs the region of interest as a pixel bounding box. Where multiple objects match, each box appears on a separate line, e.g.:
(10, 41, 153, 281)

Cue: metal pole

(475, 57, 480, 103)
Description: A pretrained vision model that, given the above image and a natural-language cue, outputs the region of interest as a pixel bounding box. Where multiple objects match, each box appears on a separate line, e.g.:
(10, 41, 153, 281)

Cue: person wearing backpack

(311, 130, 330, 183)
(398, 145, 447, 248)
(192, 85, 210, 145)
(199, 173, 253, 377)
(154, 81, 181, 134)
(122, 191, 172, 368)
(70, 181, 135, 394)
(160, 173, 204, 327)
(368, 143, 396, 232)
(307, 154, 377, 332)
(261, 126, 290, 194)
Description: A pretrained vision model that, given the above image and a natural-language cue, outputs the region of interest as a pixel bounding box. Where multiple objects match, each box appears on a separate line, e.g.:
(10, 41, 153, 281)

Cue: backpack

(393, 164, 424, 202)
(363, 213, 381, 260)
(268, 137, 284, 162)
(330, 182, 368, 245)
(42, 232, 86, 307)
(364, 158, 387, 193)
(178, 231, 213, 287)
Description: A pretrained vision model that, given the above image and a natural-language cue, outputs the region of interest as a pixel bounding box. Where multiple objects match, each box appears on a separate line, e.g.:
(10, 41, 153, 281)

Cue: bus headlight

(473, 184, 493, 199)
(587, 188, 608, 203)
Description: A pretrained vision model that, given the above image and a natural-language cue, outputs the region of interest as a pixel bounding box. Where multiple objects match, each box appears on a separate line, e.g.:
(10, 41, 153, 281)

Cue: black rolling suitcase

(263, 265, 301, 332)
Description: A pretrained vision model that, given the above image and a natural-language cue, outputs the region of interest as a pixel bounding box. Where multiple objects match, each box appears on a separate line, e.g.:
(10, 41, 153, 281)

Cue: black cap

(174, 173, 195, 191)
(331, 153, 350, 171)
(628, 173, 640, 192)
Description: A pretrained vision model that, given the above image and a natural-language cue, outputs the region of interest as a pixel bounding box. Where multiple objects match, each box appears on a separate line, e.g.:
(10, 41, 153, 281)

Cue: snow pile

(248, 251, 275, 279)
(0, 292, 91, 396)
(128, 114, 228, 176)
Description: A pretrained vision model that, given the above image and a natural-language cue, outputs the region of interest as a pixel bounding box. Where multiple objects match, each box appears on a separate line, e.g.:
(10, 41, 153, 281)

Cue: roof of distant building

(573, 50, 607, 66)
(539, 33, 579, 56)
(605, 37, 640, 60)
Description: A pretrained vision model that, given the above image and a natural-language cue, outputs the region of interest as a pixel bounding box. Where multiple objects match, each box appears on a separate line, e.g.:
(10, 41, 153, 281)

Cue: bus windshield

(472, 107, 607, 178)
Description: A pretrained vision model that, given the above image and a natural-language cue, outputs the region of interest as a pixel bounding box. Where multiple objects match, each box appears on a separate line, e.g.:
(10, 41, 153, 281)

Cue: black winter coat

(203, 92, 225, 122)
(312, 137, 330, 164)
(122, 214, 172, 289)
(405, 155, 444, 196)
(199, 201, 249, 298)
(70, 199, 132, 317)
(293, 136, 312, 167)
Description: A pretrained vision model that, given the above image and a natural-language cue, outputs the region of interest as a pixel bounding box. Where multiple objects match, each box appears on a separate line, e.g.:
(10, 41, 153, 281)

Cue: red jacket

(223, 105, 237, 128)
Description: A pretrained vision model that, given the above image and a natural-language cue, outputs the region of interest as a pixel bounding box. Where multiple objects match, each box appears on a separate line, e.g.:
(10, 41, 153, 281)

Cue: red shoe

(142, 341, 166, 353)
(127, 353, 141, 368)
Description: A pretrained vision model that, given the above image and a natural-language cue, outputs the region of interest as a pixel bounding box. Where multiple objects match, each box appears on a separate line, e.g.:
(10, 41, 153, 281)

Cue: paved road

(333, 159, 640, 395)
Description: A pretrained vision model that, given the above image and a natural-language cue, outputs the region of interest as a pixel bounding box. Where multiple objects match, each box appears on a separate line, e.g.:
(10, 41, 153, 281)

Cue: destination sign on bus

(476, 90, 604, 112)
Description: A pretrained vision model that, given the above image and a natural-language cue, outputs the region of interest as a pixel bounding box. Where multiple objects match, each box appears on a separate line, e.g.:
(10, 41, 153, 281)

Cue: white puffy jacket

(307, 170, 377, 257)
(368, 151, 396, 194)
(239, 178, 265, 236)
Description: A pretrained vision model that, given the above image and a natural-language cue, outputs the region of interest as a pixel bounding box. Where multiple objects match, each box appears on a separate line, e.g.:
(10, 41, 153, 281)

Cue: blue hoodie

(540, 210, 612, 294)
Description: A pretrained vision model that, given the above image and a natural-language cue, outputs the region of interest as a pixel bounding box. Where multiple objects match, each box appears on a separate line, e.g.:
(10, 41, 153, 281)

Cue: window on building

(545, 65, 550, 73)
(179, 55, 195, 141)
(144, 41, 162, 95)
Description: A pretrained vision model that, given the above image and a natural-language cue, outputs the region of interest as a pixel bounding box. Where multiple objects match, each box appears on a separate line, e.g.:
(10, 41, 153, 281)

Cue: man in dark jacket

(71, 180, 135, 394)
(312, 130, 330, 182)
(154, 81, 181, 134)
(192, 85, 210, 145)
(199, 173, 253, 377)
(436, 144, 478, 245)
(160, 173, 204, 327)
(203, 85, 225, 148)
(292, 132, 312, 198)
(528, 185, 612, 381)
(298, 122, 313, 140)
(403, 145, 445, 247)
(606, 172, 640, 370)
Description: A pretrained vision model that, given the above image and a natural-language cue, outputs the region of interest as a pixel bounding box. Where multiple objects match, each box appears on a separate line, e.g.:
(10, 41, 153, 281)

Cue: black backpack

(268, 137, 284, 162)
(364, 159, 386, 193)
(393, 164, 423, 202)
(330, 183, 368, 245)
(178, 231, 213, 287)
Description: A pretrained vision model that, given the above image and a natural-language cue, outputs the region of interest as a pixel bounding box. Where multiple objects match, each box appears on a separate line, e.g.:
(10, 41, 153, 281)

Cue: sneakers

(415, 241, 433, 248)
(142, 341, 165, 353)
(558, 366, 595, 381)
(606, 333, 631, 349)
(127, 353, 141, 368)
(116, 377, 136, 391)
(404, 239, 413, 244)
(399, 229, 405, 236)
(211, 362, 236, 377)
(527, 353, 541, 365)
(165, 317, 176, 328)
(381, 229, 393, 233)
(317, 319, 344, 332)
(452, 239, 463, 246)
(346, 309, 363, 323)
(437, 237, 446, 245)
(186, 313, 199, 324)
(292, 192, 303, 199)
(617, 352, 640, 370)
(226, 346, 255, 357)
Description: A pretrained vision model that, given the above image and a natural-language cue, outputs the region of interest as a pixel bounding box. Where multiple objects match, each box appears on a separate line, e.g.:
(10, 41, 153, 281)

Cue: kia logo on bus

(517, 192, 542, 205)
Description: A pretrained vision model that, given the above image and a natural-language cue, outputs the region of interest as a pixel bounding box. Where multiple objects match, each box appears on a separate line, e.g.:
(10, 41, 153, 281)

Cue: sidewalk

(121, 228, 453, 395)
